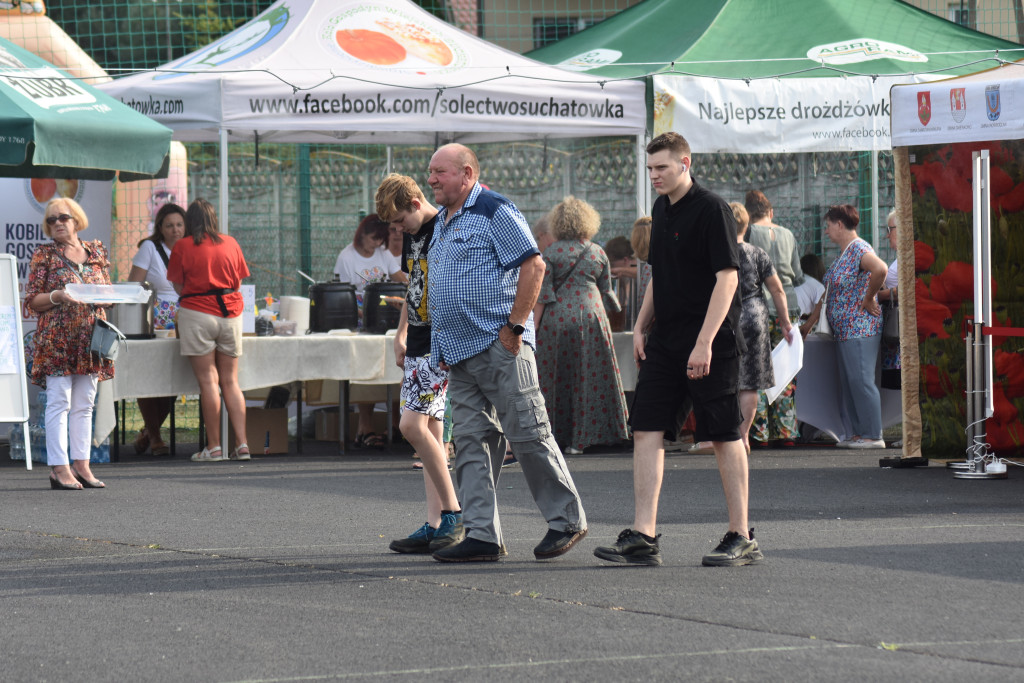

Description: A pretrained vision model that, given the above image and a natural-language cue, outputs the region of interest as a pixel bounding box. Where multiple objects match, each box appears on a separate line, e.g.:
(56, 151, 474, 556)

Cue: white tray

(66, 283, 150, 304)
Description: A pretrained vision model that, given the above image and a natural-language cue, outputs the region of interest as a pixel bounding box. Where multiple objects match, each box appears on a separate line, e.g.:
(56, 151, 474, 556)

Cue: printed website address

(247, 92, 627, 119)
(811, 126, 889, 140)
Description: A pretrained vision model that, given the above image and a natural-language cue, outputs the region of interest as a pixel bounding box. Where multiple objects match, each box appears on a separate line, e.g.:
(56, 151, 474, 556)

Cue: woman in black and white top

(127, 202, 186, 456)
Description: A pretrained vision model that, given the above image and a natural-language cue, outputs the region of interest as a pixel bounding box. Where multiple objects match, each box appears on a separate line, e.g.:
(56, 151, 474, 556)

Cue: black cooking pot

(308, 281, 357, 332)
(363, 282, 406, 334)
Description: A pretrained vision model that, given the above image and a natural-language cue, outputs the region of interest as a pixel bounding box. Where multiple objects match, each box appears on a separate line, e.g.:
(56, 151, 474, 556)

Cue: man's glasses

(45, 213, 72, 226)
(886, 225, 897, 235)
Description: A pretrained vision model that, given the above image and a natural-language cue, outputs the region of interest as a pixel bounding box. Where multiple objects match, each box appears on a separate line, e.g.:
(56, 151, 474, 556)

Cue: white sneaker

(848, 438, 886, 449)
(835, 439, 855, 449)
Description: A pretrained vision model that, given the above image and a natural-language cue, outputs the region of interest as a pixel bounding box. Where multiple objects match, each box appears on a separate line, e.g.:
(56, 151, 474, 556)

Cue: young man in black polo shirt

(594, 132, 763, 567)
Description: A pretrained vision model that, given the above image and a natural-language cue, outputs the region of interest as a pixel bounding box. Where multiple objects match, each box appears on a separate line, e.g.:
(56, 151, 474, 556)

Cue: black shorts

(628, 334, 742, 443)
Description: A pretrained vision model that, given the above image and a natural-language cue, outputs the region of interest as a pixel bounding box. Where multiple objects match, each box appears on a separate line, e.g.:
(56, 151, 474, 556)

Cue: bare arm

(393, 300, 408, 369)
(632, 278, 655, 363)
(389, 270, 409, 284)
(688, 268, 738, 378)
(859, 251, 888, 317)
(765, 273, 793, 342)
(127, 265, 149, 283)
(499, 254, 544, 355)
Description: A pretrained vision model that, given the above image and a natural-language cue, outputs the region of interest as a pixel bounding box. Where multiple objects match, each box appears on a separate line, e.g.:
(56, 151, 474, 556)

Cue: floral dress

(26, 240, 115, 388)
(737, 243, 776, 391)
(536, 240, 629, 450)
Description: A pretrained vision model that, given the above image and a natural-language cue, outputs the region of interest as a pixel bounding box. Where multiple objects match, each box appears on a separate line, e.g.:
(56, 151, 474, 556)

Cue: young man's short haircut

(646, 131, 690, 158)
(375, 173, 427, 222)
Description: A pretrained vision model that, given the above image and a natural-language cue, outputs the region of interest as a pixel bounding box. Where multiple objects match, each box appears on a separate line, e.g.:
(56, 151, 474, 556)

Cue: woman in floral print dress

(26, 198, 114, 490)
(534, 196, 629, 453)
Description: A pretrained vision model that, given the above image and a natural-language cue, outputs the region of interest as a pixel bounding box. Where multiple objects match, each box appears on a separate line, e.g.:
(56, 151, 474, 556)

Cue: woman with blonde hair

(533, 196, 629, 454)
(26, 197, 113, 489)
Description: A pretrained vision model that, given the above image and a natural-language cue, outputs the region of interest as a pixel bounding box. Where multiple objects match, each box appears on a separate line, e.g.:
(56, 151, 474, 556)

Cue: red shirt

(166, 234, 250, 317)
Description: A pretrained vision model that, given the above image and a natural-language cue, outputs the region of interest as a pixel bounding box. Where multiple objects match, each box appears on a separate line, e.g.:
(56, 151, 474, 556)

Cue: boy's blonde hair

(375, 173, 428, 222)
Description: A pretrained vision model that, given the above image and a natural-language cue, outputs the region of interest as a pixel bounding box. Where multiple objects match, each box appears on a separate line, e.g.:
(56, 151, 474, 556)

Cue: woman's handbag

(90, 318, 127, 361)
(813, 284, 832, 339)
(883, 298, 900, 342)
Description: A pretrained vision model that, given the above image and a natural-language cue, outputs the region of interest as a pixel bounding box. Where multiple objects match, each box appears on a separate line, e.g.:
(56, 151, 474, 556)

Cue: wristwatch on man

(506, 319, 526, 336)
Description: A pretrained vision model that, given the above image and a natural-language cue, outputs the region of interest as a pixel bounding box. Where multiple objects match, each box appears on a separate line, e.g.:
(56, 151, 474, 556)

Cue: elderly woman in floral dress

(26, 197, 113, 490)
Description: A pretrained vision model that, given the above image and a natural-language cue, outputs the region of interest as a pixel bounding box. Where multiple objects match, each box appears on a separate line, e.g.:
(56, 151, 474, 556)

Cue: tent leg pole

(219, 128, 229, 235)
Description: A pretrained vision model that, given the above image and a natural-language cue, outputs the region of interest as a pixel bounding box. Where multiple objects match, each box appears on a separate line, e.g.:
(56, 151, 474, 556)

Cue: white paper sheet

(766, 332, 803, 404)
(0, 305, 17, 374)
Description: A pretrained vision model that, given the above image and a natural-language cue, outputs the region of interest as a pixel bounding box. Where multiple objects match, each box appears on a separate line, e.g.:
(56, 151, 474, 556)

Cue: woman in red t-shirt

(167, 199, 251, 462)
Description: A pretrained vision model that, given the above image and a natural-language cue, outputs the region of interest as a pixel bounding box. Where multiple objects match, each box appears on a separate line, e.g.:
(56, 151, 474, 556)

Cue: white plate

(66, 284, 150, 304)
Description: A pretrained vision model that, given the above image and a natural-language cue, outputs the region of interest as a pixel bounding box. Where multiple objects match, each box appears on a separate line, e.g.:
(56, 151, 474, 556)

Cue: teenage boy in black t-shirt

(594, 132, 763, 567)
(376, 174, 463, 554)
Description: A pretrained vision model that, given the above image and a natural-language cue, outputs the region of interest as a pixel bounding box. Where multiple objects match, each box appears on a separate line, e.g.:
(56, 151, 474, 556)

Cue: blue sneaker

(428, 512, 465, 552)
(389, 522, 436, 554)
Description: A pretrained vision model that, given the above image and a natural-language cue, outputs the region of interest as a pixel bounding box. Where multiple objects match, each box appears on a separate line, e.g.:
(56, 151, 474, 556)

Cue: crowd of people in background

(26, 134, 901, 567)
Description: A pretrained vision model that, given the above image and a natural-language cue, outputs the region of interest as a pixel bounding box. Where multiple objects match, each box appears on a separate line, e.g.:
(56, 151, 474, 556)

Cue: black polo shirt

(648, 178, 744, 356)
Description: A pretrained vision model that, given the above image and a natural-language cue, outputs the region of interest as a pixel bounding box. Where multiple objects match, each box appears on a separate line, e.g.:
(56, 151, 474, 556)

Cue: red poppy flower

(990, 382, 1019, 426)
(916, 298, 952, 340)
(998, 182, 1024, 213)
(986, 419, 1024, 454)
(994, 350, 1024, 398)
(986, 314, 1016, 348)
(924, 364, 955, 399)
(914, 241, 935, 272)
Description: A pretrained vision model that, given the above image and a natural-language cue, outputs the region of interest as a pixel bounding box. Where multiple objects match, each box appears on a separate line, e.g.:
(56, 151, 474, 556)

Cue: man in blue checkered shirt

(426, 143, 587, 563)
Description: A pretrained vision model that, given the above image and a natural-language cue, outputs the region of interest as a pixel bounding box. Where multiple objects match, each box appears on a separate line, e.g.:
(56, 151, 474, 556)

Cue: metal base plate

(953, 469, 1008, 480)
(946, 461, 973, 471)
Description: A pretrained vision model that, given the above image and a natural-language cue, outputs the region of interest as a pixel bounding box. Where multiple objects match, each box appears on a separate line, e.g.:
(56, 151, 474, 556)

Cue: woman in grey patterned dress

(731, 202, 793, 453)
(534, 196, 629, 453)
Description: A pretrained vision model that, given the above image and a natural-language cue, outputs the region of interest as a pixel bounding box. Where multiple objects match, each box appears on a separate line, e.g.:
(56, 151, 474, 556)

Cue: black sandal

(355, 432, 385, 449)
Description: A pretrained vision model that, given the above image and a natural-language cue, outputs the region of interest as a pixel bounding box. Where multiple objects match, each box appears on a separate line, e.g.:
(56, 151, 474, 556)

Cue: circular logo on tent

(558, 49, 623, 72)
(807, 39, 927, 65)
(155, 5, 291, 80)
(319, 5, 467, 74)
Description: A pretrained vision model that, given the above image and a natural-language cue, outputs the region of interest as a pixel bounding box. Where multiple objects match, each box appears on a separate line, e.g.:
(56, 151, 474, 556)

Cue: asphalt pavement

(2, 440, 1023, 682)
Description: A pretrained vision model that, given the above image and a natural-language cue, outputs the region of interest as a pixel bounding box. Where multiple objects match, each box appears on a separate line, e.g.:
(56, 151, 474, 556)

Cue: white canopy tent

(98, 0, 646, 229)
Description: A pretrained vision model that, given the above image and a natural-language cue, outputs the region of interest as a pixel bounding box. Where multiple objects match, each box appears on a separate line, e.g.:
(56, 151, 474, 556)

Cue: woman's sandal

(230, 443, 251, 461)
(73, 471, 105, 488)
(355, 432, 385, 449)
(150, 441, 170, 456)
(190, 446, 225, 462)
(134, 428, 151, 455)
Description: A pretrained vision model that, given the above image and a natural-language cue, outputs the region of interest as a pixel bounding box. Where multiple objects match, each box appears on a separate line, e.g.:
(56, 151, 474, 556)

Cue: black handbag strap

(155, 241, 170, 268)
(553, 243, 593, 293)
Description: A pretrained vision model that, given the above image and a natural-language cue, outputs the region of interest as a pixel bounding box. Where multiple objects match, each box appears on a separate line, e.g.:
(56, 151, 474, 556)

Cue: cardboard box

(230, 407, 289, 454)
(314, 407, 387, 441)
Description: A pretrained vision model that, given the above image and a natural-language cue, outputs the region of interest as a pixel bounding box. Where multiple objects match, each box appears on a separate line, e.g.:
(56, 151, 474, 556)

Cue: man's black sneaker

(701, 529, 764, 567)
(432, 537, 501, 563)
(389, 522, 435, 554)
(593, 528, 662, 566)
(427, 511, 465, 552)
(533, 527, 588, 560)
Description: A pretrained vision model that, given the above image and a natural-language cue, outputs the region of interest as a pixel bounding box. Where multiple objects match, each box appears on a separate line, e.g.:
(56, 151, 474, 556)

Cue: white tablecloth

(795, 335, 902, 441)
(96, 333, 397, 444)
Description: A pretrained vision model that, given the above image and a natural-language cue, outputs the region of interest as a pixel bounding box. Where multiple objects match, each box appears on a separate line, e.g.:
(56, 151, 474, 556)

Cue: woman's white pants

(45, 374, 98, 466)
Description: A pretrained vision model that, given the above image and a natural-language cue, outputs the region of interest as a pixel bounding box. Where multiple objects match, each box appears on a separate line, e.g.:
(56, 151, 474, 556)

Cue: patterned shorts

(400, 355, 448, 421)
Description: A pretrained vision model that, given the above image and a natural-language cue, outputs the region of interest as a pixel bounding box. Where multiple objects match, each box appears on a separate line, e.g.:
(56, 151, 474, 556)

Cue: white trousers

(45, 374, 98, 466)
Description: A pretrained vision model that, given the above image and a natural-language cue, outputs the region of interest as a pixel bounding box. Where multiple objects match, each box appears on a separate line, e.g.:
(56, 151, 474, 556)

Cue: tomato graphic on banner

(917, 91, 931, 126)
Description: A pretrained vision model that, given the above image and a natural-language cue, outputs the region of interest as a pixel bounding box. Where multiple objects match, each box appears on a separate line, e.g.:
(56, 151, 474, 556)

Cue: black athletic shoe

(432, 537, 501, 563)
(593, 528, 662, 566)
(389, 522, 435, 554)
(701, 529, 764, 567)
(427, 512, 465, 552)
(533, 527, 587, 560)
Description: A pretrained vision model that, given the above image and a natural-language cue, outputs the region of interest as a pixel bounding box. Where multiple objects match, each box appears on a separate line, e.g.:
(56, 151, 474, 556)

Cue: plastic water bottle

(7, 426, 25, 461)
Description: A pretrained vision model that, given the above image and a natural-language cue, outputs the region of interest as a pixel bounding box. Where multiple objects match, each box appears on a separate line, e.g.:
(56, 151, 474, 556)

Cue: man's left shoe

(428, 512, 465, 552)
(389, 522, 436, 554)
(533, 527, 588, 560)
(848, 438, 886, 449)
(701, 529, 764, 567)
(432, 537, 500, 562)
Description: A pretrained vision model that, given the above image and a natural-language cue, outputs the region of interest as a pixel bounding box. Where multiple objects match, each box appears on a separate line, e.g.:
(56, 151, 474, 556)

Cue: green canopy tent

(0, 36, 171, 180)
(529, 0, 1023, 235)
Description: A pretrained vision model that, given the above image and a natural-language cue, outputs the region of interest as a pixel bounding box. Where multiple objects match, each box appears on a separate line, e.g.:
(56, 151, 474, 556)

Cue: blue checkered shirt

(428, 184, 539, 366)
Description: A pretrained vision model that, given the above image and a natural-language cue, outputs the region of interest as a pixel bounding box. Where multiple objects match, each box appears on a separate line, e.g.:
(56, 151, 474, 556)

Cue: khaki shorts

(177, 306, 243, 357)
